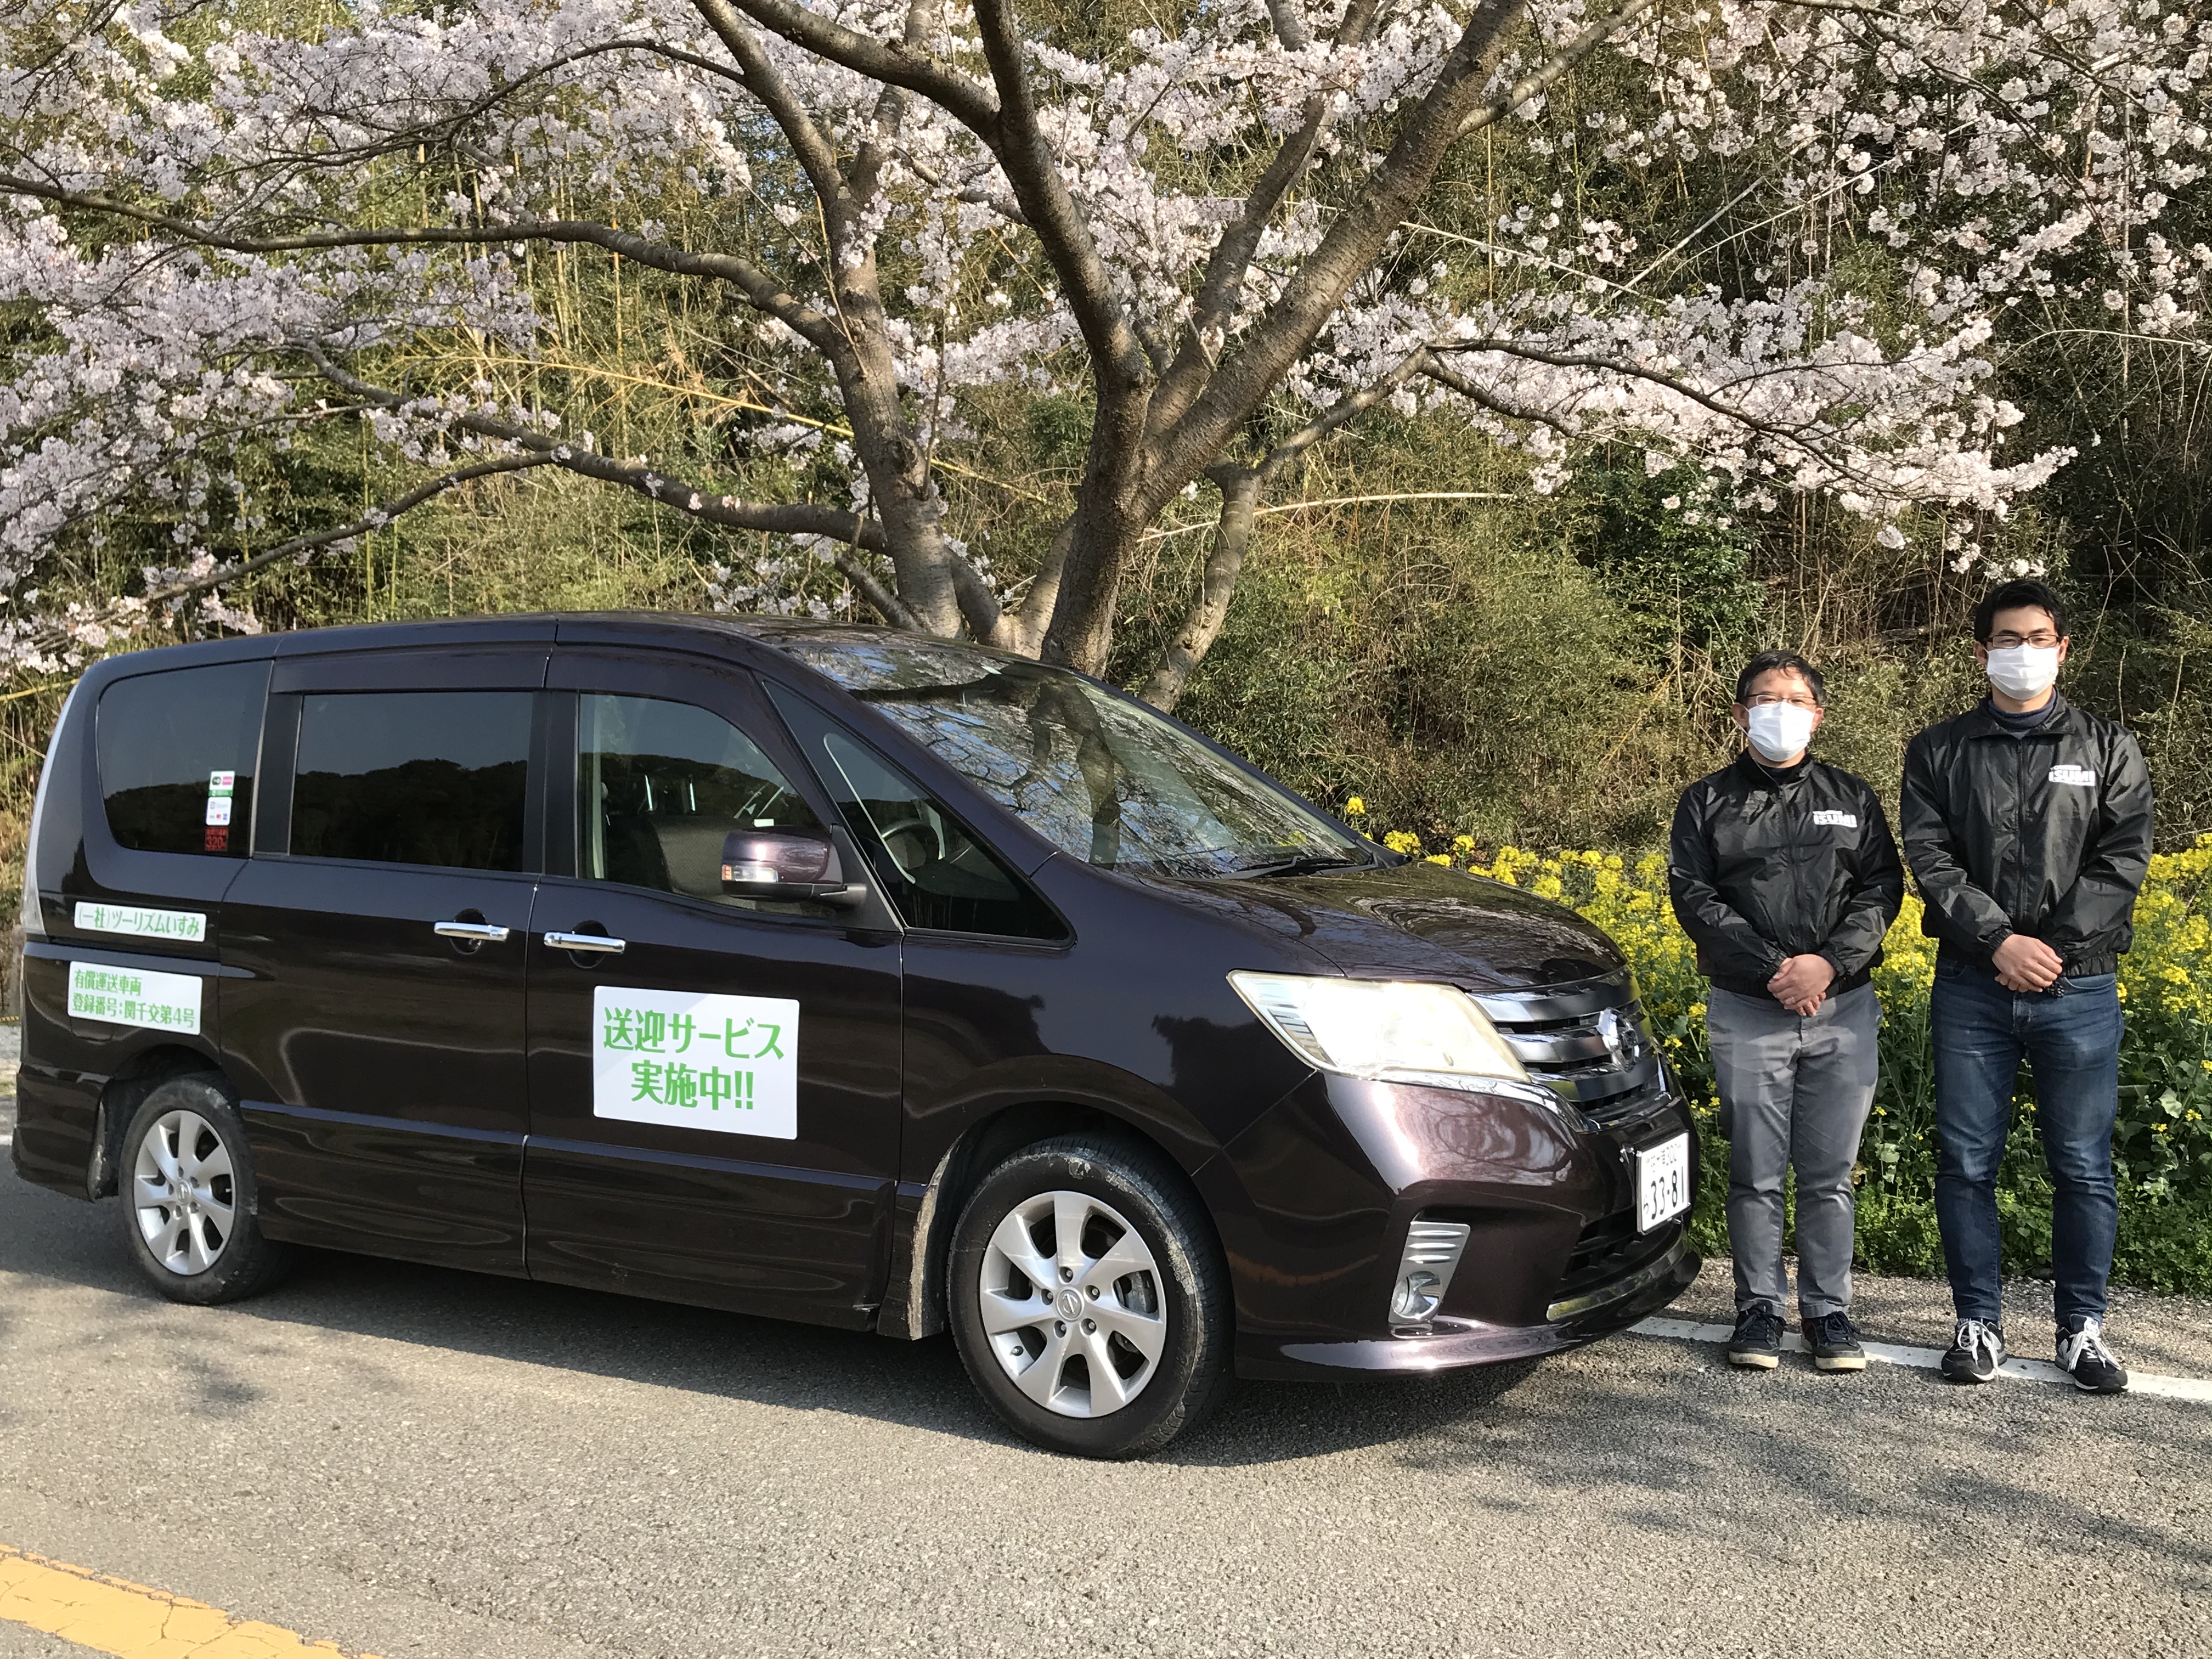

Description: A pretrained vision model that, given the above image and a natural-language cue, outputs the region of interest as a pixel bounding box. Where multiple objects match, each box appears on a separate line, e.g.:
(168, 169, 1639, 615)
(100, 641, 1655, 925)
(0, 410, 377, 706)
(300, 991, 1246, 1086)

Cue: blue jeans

(1931, 961, 2123, 1327)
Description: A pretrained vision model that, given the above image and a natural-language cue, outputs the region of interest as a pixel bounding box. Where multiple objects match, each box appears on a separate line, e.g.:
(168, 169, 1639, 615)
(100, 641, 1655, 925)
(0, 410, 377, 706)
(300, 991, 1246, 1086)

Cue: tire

(117, 1074, 292, 1305)
(948, 1134, 1232, 1459)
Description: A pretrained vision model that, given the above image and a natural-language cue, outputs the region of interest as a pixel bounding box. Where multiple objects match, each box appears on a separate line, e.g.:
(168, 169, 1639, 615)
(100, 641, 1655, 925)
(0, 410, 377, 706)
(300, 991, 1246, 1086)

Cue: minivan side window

(578, 693, 824, 907)
(769, 685, 1065, 941)
(97, 662, 269, 857)
(291, 691, 533, 871)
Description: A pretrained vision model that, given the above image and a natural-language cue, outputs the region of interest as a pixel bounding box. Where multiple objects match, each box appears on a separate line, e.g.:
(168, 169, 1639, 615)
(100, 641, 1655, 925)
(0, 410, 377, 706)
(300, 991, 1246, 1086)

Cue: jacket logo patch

(2049, 765, 2097, 787)
(1812, 810, 1858, 828)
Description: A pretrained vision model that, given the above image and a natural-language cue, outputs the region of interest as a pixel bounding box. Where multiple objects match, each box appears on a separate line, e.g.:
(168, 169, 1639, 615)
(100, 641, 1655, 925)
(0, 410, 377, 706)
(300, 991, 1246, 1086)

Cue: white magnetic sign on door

(591, 985, 800, 1140)
(67, 961, 202, 1035)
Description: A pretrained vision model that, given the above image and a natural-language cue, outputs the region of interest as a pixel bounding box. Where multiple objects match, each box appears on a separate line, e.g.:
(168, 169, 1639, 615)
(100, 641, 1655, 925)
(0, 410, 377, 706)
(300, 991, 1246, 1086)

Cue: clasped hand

(1992, 933, 2065, 993)
(1766, 953, 1835, 1017)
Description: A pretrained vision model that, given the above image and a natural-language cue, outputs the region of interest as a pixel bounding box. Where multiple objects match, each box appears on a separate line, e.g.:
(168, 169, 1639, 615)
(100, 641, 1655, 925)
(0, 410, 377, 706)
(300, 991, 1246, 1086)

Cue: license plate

(1635, 1134, 1691, 1233)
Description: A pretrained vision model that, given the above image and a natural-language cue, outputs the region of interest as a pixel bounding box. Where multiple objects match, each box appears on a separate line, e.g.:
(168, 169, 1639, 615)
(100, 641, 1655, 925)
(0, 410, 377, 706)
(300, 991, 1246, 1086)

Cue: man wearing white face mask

(1670, 652, 1904, 1373)
(1903, 578, 2153, 1393)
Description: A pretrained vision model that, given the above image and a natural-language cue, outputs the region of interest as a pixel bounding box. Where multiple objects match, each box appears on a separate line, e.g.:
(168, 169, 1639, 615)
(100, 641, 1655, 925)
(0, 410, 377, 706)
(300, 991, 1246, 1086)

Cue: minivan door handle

(543, 930, 626, 955)
(433, 919, 511, 943)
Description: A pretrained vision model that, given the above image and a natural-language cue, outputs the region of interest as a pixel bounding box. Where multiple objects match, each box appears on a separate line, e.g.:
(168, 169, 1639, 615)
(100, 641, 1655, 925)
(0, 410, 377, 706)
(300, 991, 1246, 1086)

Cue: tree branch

(830, 541, 923, 630)
(1432, 338, 1843, 452)
(990, 519, 1071, 657)
(140, 454, 556, 607)
(1138, 467, 1261, 712)
(1257, 347, 1433, 482)
(1138, 0, 1533, 507)
(242, 38, 761, 170)
(0, 173, 846, 354)
(710, 0, 1000, 127)
(1418, 354, 1576, 433)
(1455, 0, 1660, 140)
(295, 342, 895, 549)
(689, 0, 857, 232)
(1148, 0, 1384, 437)
(966, 0, 1149, 393)
(1136, 348, 1434, 703)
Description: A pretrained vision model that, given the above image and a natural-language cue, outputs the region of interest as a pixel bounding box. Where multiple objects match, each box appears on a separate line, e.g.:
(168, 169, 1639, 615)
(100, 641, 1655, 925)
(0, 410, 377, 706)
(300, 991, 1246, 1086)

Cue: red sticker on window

(204, 825, 229, 852)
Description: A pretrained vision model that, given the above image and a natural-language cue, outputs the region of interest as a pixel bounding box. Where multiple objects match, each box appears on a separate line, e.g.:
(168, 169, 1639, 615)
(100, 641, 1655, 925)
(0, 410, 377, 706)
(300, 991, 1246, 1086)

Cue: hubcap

(978, 1189, 1166, 1418)
(132, 1109, 235, 1276)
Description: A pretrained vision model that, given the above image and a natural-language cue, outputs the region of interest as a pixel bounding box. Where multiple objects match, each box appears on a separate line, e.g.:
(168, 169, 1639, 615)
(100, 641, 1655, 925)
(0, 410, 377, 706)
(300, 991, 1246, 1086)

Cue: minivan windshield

(780, 638, 1375, 878)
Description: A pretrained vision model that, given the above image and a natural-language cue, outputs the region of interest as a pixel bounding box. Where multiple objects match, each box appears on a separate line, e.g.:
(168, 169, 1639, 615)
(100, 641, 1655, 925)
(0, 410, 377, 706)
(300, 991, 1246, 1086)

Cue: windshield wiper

(1228, 851, 1368, 879)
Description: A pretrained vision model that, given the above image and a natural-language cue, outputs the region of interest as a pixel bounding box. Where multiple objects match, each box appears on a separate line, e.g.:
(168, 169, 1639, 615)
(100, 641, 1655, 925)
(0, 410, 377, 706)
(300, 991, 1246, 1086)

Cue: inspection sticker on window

(72, 902, 206, 943)
(68, 960, 202, 1034)
(593, 985, 798, 1139)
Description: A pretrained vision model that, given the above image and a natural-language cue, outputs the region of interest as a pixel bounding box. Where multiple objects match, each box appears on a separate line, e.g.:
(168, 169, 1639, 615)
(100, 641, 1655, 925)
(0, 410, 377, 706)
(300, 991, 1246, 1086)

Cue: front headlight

(1229, 972, 1530, 1091)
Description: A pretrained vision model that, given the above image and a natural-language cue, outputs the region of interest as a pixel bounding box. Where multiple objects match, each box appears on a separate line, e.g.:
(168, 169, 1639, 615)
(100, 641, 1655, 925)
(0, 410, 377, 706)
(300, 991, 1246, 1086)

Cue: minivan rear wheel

(949, 1135, 1231, 1459)
(119, 1075, 292, 1305)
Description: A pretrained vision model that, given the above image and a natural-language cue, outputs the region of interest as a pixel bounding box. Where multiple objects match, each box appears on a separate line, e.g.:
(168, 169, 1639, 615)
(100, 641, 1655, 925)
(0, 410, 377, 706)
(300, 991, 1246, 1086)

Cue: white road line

(1630, 1316, 2212, 1403)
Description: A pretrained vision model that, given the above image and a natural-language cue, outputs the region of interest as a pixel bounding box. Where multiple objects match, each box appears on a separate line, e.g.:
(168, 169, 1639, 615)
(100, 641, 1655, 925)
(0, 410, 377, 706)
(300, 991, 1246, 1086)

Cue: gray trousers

(1705, 981, 1881, 1319)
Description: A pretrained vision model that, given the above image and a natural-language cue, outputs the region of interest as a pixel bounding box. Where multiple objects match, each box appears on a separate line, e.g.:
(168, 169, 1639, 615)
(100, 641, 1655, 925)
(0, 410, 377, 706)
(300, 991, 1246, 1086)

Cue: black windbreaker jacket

(1668, 753, 1906, 1001)
(1900, 693, 2153, 977)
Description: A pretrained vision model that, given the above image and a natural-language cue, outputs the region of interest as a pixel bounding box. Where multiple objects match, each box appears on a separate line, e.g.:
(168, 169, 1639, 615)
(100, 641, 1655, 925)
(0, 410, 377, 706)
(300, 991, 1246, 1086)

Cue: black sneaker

(2057, 1317, 2129, 1394)
(1727, 1307, 1785, 1369)
(1940, 1318, 2006, 1384)
(1803, 1310, 1866, 1372)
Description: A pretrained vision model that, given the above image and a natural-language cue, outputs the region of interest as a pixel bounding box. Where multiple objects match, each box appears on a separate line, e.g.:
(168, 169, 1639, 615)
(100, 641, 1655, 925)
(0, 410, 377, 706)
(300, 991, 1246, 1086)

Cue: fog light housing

(1390, 1218, 1471, 1331)
(1391, 1271, 1442, 1323)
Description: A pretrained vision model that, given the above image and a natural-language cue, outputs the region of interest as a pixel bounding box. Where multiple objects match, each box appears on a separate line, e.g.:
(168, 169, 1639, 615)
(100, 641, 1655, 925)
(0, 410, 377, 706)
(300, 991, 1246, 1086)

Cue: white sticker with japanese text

(68, 960, 203, 1034)
(72, 902, 207, 943)
(592, 985, 798, 1139)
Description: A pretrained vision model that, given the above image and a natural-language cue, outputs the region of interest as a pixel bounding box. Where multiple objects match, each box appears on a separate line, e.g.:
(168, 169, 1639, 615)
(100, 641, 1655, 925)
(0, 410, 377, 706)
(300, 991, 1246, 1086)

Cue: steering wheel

(872, 810, 946, 877)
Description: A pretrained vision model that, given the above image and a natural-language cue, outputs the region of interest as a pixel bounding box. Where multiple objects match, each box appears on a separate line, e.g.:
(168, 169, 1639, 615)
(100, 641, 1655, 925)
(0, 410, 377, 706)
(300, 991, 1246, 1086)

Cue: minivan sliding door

(520, 654, 901, 1328)
(219, 649, 549, 1275)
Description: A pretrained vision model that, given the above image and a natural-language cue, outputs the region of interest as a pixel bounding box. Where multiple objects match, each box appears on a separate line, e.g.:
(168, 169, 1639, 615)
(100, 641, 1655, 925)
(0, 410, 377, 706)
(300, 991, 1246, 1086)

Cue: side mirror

(720, 828, 866, 906)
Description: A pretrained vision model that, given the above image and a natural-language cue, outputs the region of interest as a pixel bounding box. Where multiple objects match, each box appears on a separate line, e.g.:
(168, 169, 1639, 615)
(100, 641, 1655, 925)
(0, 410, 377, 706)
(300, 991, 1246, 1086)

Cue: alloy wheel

(132, 1109, 235, 1276)
(977, 1189, 1166, 1418)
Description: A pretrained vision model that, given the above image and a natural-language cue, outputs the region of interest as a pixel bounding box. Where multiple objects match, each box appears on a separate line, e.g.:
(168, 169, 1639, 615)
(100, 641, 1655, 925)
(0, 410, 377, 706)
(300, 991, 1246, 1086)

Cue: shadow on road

(0, 1171, 1551, 1465)
(10, 1159, 2212, 1597)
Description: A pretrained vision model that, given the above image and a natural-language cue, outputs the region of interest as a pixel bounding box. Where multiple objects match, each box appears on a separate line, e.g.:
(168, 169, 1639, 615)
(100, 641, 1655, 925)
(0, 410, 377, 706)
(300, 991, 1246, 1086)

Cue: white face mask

(1743, 702, 1818, 764)
(1985, 644, 2061, 700)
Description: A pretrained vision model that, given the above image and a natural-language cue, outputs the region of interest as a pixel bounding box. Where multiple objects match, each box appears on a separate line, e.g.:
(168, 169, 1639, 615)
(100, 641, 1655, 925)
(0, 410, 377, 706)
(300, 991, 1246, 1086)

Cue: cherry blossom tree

(2, 0, 2206, 695)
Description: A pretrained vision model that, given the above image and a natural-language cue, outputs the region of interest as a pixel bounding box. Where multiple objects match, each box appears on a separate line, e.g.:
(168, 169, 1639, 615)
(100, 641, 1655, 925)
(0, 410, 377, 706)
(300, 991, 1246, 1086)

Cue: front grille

(1555, 1210, 1670, 1290)
(1546, 1214, 1689, 1323)
(1471, 970, 1664, 1123)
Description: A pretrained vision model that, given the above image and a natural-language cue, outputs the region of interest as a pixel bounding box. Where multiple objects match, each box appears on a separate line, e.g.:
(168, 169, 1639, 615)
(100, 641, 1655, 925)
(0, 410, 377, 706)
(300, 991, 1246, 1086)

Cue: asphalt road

(3, 1143, 2208, 1659)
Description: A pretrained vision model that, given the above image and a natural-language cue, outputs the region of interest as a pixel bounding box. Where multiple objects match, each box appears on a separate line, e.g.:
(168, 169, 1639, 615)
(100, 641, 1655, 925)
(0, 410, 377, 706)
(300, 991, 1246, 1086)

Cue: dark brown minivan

(12, 614, 1698, 1457)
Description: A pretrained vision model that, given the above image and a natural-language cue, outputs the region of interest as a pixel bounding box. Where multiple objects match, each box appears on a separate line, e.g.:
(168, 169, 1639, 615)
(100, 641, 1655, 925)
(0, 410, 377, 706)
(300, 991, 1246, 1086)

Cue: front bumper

(1214, 1070, 1703, 1381)
(1237, 1229, 1696, 1379)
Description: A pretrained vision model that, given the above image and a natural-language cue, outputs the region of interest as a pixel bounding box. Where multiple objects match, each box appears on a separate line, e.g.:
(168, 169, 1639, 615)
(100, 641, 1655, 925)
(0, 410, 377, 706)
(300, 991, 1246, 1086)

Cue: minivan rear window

(97, 662, 269, 857)
(291, 691, 533, 871)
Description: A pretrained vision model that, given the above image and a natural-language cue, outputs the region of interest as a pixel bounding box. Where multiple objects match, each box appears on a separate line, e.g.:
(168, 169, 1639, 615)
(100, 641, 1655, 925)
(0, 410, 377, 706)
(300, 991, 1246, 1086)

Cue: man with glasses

(1903, 579, 2153, 1392)
(1671, 651, 1904, 1373)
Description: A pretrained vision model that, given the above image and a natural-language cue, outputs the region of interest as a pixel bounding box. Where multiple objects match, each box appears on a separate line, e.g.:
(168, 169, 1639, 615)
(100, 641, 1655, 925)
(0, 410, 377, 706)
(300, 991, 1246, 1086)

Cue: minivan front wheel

(120, 1076, 291, 1304)
(949, 1135, 1231, 1458)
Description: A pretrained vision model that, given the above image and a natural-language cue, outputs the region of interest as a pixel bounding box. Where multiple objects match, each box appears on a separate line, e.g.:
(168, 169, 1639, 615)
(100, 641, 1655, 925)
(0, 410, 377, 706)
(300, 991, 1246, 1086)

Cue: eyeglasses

(1743, 693, 1821, 710)
(1987, 631, 2061, 651)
